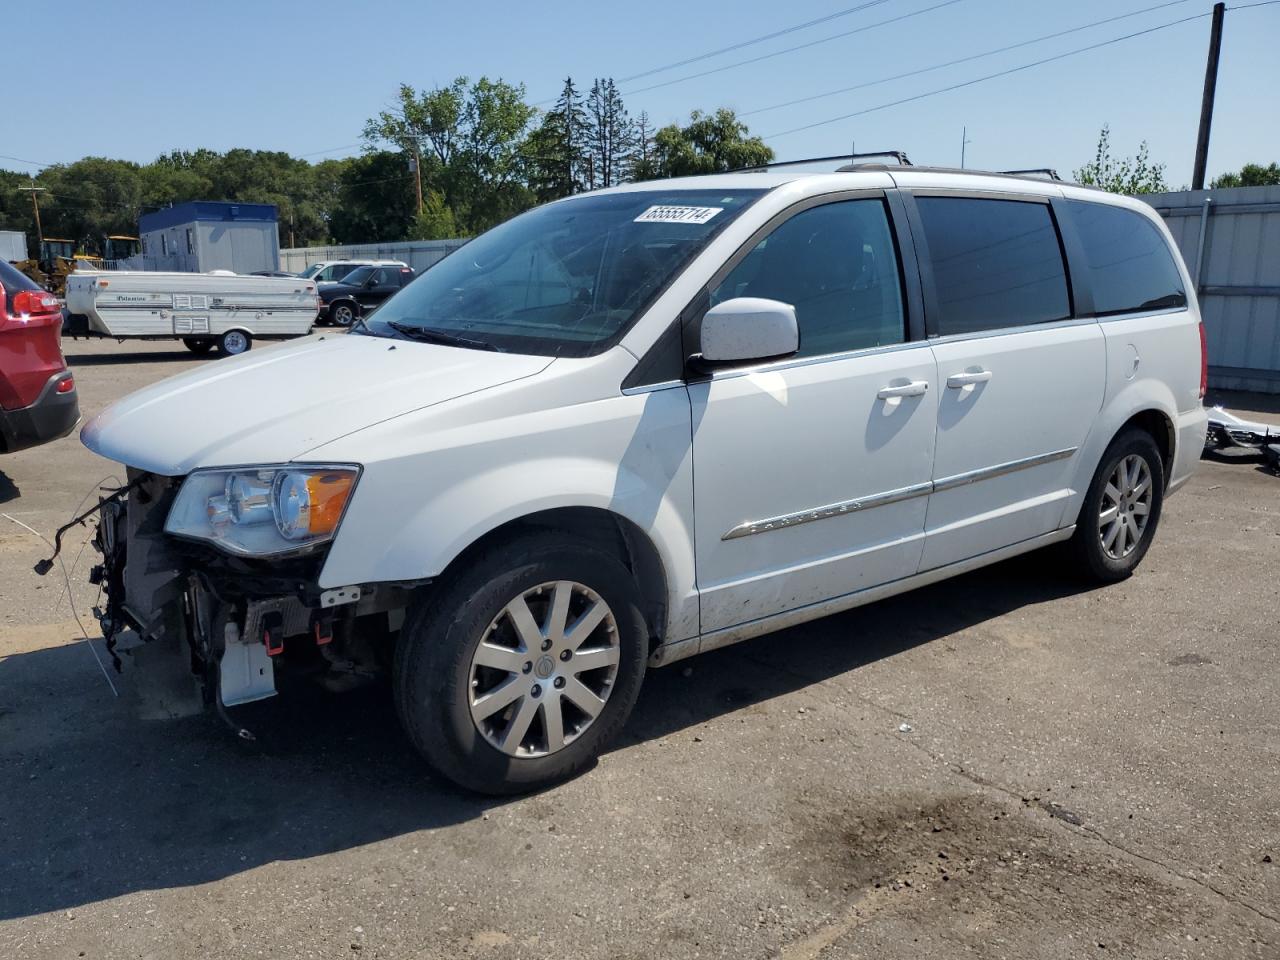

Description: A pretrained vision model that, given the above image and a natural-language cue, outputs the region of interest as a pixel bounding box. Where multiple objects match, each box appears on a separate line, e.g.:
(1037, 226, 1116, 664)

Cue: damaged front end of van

(78, 466, 410, 734)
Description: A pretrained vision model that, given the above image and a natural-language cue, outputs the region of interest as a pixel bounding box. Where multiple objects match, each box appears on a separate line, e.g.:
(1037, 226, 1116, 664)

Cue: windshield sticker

(634, 205, 723, 225)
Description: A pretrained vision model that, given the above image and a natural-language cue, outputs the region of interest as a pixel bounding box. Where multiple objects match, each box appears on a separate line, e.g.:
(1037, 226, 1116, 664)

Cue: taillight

(1198, 322, 1208, 400)
(56, 376, 75, 394)
(12, 289, 60, 316)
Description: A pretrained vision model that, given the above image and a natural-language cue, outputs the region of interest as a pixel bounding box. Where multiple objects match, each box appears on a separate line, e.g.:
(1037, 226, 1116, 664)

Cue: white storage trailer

(65, 270, 320, 356)
(1, 230, 27, 263)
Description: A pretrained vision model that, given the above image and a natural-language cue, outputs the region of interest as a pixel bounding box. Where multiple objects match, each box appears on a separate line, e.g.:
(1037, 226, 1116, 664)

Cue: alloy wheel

(1098, 454, 1152, 560)
(468, 580, 620, 757)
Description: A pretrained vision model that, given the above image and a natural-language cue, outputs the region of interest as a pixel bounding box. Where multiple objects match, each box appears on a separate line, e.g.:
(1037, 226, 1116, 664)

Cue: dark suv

(0, 260, 79, 453)
(319, 265, 416, 327)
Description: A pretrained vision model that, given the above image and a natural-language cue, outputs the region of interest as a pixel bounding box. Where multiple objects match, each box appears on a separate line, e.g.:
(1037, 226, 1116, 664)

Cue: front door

(357, 267, 400, 312)
(906, 193, 1106, 570)
(689, 195, 939, 635)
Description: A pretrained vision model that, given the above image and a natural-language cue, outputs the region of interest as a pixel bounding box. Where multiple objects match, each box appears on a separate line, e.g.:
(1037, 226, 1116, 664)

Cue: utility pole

(1192, 1, 1226, 191)
(410, 146, 424, 216)
(960, 127, 973, 169)
(19, 181, 46, 251)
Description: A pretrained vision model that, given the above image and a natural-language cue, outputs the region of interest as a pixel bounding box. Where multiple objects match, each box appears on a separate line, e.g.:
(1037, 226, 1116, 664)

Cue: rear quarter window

(1064, 200, 1187, 316)
(0, 259, 41, 314)
(916, 196, 1070, 336)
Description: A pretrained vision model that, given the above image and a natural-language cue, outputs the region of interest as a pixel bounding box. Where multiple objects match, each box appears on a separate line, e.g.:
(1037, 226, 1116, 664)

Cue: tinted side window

(1065, 200, 1187, 316)
(711, 199, 905, 358)
(917, 197, 1070, 335)
(0, 259, 41, 314)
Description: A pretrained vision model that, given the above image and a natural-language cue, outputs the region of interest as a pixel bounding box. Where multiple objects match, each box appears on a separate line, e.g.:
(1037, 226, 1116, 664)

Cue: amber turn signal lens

(304, 471, 356, 536)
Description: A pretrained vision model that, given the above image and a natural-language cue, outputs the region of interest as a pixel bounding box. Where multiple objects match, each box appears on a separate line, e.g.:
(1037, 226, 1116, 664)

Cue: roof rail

(998, 168, 1063, 181)
(733, 151, 912, 174)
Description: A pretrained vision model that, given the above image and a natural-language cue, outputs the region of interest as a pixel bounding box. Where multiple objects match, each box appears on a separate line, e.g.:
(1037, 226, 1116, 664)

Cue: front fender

(316, 386, 699, 643)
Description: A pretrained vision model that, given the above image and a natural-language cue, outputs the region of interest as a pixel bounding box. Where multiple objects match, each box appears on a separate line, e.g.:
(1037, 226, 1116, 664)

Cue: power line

(762, 10, 1213, 139)
(618, 0, 896, 82)
(741, 0, 1195, 117)
(296, 142, 365, 158)
(623, 0, 967, 97)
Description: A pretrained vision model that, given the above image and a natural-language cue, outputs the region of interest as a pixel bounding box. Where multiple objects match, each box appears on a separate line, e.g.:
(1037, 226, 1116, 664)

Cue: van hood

(81, 334, 553, 475)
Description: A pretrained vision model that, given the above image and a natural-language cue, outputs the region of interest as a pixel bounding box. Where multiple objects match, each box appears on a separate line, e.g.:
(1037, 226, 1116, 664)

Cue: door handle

(877, 380, 930, 399)
(946, 370, 993, 388)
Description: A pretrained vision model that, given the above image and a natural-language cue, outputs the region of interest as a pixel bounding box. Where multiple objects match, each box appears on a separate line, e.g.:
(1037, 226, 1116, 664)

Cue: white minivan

(81, 164, 1208, 793)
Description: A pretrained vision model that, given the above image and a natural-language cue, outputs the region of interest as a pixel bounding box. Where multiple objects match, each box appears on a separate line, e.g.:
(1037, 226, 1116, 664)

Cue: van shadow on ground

(0, 550, 1088, 921)
(66, 349, 213, 367)
(0, 470, 18, 504)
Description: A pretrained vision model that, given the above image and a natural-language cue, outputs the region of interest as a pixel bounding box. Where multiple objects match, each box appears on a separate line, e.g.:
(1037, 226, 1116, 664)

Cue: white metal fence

(278, 238, 470, 275)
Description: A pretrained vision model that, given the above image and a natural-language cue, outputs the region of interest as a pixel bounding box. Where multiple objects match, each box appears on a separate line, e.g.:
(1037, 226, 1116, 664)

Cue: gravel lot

(2, 339, 1278, 959)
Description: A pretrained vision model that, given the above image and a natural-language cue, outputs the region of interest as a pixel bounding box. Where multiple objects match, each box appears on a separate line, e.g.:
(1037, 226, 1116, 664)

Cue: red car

(0, 260, 79, 453)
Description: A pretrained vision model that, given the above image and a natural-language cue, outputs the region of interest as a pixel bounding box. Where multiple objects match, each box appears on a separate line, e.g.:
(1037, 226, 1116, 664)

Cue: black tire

(1068, 427, 1165, 583)
(182, 337, 214, 354)
(394, 532, 648, 795)
(218, 329, 252, 356)
(329, 301, 357, 328)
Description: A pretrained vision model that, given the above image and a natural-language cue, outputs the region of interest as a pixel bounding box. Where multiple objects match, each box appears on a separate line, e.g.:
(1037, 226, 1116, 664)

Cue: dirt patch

(776, 790, 1277, 958)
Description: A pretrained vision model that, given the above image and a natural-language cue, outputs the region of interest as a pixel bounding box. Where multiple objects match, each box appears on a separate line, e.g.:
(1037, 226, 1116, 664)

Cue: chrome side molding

(722, 482, 933, 540)
(931, 447, 1077, 492)
(721, 447, 1078, 540)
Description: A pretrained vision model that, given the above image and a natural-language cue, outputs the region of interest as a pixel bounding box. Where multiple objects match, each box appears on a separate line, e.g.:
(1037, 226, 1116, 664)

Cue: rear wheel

(182, 337, 214, 354)
(394, 533, 648, 795)
(330, 302, 356, 328)
(218, 329, 251, 356)
(1069, 428, 1164, 582)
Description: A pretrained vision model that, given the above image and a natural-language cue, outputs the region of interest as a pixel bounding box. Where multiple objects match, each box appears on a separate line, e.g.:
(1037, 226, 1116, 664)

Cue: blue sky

(6, 0, 1278, 185)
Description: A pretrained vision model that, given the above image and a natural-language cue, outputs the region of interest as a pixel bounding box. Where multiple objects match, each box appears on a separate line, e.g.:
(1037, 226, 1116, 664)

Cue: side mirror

(698, 297, 799, 366)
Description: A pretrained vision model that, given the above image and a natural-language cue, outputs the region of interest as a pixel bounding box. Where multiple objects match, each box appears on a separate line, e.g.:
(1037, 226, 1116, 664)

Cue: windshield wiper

(385, 320, 503, 352)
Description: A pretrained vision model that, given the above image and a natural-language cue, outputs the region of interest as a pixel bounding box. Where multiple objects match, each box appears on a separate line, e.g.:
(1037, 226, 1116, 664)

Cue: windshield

(299, 264, 323, 279)
(362, 188, 764, 356)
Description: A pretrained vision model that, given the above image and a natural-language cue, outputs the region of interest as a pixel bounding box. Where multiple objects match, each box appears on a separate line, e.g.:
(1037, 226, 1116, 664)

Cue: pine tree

(629, 111, 656, 182)
(585, 78, 636, 190)
(530, 77, 588, 200)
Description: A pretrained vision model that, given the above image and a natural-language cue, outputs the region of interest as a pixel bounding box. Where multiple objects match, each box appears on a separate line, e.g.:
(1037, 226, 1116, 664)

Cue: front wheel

(394, 533, 648, 795)
(1068, 428, 1165, 582)
(218, 329, 252, 356)
(329, 302, 356, 328)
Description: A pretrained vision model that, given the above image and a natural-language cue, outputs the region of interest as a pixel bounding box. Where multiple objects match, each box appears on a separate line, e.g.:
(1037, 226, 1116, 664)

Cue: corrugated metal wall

(1143, 185, 1280, 394)
(278, 238, 469, 275)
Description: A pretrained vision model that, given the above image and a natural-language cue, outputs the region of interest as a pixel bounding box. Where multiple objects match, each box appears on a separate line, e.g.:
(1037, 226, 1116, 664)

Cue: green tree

(326, 151, 417, 243)
(411, 189, 458, 240)
(364, 76, 536, 234)
(525, 77, 588, 202)
(584, 78, 634, 190)
(1211, 162, 1280, 188)
(33, 157, 146, 246)
(0, 169, 41, 241)
(1074, 125, 1167, 194)
(628, 111, 656, 182)
(642, 109, 773, 180)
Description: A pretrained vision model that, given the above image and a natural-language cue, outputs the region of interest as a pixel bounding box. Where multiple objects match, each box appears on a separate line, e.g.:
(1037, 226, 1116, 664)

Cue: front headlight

(165, 464, 360, 556)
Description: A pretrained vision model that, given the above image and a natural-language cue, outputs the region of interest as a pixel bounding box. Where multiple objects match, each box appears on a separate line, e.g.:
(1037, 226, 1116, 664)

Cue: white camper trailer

(65, 270, 320, 355)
